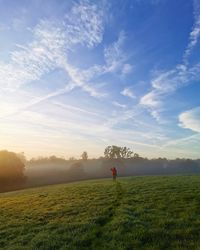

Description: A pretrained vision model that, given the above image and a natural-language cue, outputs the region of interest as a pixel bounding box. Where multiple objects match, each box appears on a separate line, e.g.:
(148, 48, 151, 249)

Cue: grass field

(1, 176, 200, 250)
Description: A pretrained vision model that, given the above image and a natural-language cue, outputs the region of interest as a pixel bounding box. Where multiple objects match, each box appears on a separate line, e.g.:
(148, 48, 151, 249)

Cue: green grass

(1, 176, 200, 249)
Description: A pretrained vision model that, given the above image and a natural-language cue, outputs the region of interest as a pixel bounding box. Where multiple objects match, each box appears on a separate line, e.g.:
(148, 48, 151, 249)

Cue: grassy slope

(1, 176, 200, 250)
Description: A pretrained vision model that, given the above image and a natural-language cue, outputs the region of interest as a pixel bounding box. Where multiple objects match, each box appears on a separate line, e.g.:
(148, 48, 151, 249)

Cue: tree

(81, 151, 88, 161)
(133, 153, 140, 159)
(121, 147, 133, 158)
(16, 152, 27, 164)
(104, 145, 133, 159)
(0, 150, 26, 191)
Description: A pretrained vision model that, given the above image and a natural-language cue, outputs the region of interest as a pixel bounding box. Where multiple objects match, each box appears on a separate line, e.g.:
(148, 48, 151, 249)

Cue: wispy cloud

(140, 63, 200, 108)
(159, 132, 200, 159)
(140, 90, 160, 108)
(0, 22, 59, 90)
(121, 87, 135, 99)
(140, 1, 200, 122)
(0, 0, 133, 114)
(162, 134, 199, 148)
(183, 0, 200, 62)
(64, 0, 105, 48)
(121, 63, 133, 75)
(53, 101, 106, 118)
(140, 62, 200, 123)
(0, 0, 106, 99)
(1, 0, 199, 159)
(0, 85, 75, 119)
(179, 107, 200, 133)
(104, 31, 132, 75)
(112, 101, 126, 108)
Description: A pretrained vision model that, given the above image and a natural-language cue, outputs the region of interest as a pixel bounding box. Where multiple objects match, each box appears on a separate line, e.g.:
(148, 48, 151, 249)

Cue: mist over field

(1, 148, 200, 192)
(25, 156, 200, 189)
(0, 0, 200, 248)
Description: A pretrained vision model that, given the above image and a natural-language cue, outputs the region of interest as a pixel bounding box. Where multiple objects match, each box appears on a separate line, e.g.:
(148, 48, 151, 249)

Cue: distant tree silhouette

(69, 157, 76, 161)
(104, 146, 133, 159)
(133, 153, 140, 159)
(81, 151, 88, 161)
(67, 162, 86, 180)
(0, 150, 26, 192)
(29, 155, 66, 164)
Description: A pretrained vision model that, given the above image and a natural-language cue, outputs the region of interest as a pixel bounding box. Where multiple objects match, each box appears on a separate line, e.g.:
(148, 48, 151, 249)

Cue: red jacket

(111, 167, 117, 176)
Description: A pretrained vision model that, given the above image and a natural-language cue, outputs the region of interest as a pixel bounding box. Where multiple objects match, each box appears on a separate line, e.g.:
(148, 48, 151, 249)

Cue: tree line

(0, 146, 200, 192)
(28, 146, 136, 164)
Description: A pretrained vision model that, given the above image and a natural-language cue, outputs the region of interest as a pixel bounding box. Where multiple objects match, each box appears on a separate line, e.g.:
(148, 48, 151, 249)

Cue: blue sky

(0, 0, 200, 159)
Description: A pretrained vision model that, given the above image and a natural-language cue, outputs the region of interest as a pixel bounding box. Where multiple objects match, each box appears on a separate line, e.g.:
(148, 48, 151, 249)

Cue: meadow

(1, 176, 200, 249)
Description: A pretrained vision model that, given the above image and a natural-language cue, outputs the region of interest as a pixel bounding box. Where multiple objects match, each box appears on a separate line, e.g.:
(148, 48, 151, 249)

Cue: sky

(0, 0, 200, 159)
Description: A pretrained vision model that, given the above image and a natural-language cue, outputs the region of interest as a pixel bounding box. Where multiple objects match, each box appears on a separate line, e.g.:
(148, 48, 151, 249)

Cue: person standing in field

(110, 167, 117, 181)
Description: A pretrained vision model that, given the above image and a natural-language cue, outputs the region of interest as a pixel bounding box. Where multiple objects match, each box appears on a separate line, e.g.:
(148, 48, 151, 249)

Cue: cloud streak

(140, 63, 200, 108)
(183, 0, 200, 62)
(0, 0, 199, 159)
(140, 1, 200, 122)
(104, 31, 132, 75)
(112, 101, 126, 108)
(0, 0, 106, 99)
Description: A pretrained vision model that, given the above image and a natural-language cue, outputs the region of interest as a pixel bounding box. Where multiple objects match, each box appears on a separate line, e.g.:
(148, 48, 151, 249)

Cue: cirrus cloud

(179, 107, 200, 132)
(121, 87, 135, 99)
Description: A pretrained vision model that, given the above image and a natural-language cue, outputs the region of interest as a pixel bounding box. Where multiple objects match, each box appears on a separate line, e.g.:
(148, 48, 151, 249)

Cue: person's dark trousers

(113, 175, 116, 181)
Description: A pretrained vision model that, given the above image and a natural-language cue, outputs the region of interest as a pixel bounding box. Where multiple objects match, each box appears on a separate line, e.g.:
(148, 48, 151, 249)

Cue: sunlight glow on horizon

(0, 0, 200, 159)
